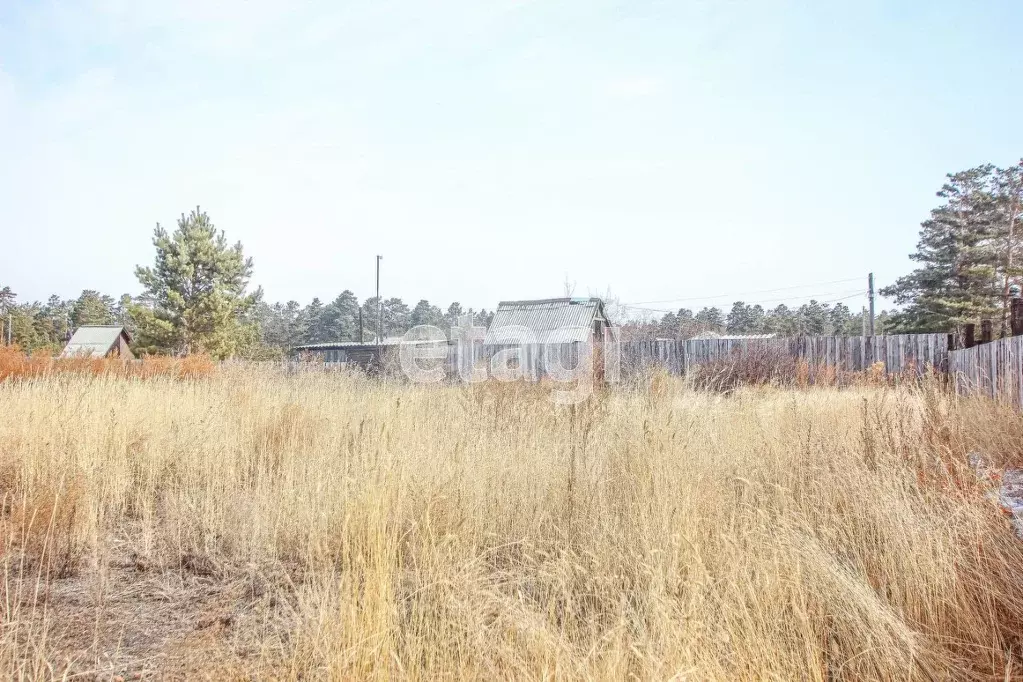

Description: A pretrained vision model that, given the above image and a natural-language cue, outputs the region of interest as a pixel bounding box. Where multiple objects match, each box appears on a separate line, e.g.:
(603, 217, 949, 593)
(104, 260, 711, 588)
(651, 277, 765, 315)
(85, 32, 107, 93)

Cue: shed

(293, 338, 448, 369)
(62, 326, 134, 358)
(484, 298, 617, 345)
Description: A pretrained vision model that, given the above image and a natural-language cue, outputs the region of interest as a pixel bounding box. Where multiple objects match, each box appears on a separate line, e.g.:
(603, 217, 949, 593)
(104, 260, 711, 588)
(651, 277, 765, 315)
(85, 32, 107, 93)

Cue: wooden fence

(949, 336, 1023, 408)
(619, 334, 948, 375)
(411, 334, 950, 381)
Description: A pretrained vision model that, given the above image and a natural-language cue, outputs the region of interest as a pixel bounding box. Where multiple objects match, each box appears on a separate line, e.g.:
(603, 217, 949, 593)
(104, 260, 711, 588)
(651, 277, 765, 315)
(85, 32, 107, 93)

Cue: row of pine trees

(0, 287, 495, 358)
(0, 209, 494, 357)
(1, 160, 1020, 357)
(620, 301, 891, 340)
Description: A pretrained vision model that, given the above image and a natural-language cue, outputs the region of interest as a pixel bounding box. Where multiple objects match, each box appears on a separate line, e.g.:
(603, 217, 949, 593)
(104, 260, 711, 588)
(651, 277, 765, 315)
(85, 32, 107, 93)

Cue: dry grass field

(1, 366, 1023, 680)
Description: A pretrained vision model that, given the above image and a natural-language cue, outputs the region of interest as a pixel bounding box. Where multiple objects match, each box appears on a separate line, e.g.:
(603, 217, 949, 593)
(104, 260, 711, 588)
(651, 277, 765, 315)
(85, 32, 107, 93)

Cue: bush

(0, 345, 216, 381)
(691, 344, 807, 391)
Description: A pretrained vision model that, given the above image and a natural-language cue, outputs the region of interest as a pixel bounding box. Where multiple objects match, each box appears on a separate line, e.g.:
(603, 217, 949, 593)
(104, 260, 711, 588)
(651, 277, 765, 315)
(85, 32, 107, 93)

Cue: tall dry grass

(0, 367, 1022, 679)
(0, 344, 215, 381)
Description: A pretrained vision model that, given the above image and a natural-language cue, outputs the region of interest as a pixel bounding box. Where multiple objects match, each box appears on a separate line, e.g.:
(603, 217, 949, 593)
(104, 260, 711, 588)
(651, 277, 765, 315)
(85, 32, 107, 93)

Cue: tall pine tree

(132, 208, 260, 358)
(882, 164, 1022, 332)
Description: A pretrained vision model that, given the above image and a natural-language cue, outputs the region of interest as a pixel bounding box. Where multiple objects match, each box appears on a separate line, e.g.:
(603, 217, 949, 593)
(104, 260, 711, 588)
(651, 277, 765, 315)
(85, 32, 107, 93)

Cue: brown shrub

(690, 344, 848, 392)
(0, 345, 216, 381)
(0, 469, 86, 578)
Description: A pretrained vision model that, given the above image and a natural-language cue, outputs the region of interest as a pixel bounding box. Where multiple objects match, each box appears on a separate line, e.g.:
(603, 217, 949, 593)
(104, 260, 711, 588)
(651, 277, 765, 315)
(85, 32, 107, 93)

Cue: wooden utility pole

(1012, 298, 1023, 337)
(867, 273, 876, 336)
(376, 255, 383, 347)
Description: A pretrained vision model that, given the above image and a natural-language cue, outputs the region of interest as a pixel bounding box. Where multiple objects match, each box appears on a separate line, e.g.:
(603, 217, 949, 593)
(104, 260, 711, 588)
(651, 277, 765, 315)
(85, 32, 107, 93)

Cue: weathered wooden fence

(949, 336, 1023, 408)
(620, 334, 948, 375)
(423, 334, 950, 381)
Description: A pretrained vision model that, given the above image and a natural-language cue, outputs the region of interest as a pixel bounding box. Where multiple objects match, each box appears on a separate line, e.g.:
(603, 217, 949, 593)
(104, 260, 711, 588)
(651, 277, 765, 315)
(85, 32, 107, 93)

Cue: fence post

(981, 319, 993, 344)
(1011, 298, 1023, 337)
(964, 323, 976, 349)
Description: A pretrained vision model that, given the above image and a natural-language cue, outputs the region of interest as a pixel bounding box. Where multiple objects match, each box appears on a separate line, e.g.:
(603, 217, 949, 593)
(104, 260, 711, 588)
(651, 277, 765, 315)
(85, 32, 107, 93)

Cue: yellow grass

(0, 367, 1022, 680)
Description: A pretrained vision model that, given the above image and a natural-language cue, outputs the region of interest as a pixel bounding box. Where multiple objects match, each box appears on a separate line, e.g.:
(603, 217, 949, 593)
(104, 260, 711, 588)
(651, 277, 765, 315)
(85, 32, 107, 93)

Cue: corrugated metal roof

(484, 298, 609, 345)
(690, 332, 777, 340)
(294, 339, 447, 351)
(61, 326, 128, 357)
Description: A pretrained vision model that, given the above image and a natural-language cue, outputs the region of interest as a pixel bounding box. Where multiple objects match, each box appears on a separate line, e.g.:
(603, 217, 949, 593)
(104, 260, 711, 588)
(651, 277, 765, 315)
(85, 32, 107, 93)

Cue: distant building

(62, 326, 134, 358)
(293, 338, 447, 369)
(484, 298, 617, 345)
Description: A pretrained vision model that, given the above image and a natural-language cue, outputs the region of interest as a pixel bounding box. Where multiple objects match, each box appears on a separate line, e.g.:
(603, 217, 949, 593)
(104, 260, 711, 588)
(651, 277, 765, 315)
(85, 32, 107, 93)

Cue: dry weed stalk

(0, 367, 1020, 679)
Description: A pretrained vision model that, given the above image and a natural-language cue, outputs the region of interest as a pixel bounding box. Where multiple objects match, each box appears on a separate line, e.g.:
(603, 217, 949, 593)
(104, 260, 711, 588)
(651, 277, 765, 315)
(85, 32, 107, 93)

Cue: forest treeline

(1, 160, 1019, 358)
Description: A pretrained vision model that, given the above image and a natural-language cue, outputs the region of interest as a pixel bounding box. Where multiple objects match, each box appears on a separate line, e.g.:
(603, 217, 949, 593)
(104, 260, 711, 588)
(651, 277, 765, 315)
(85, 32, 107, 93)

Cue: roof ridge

(497, 297, 601, 307)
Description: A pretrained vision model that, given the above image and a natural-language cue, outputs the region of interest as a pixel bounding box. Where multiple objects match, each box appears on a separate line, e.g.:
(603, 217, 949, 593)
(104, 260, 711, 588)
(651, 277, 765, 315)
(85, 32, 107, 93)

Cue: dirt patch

(6, 547, 295, 680)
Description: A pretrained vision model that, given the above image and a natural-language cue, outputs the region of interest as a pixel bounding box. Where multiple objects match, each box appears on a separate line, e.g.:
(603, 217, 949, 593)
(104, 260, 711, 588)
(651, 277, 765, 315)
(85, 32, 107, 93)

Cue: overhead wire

(621, 277, 864, 307)
(621, 288, 865, 315)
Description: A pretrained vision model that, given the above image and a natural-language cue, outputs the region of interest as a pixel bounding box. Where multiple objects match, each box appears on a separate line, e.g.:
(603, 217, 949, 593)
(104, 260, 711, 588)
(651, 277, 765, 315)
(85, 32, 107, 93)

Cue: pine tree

(443, 302, 465, 330)
(320, 291, 361, 341)
(474, 308, 494, 328)
(114, 294, 135, 333)
(764, 305, 798, 336)
(39, 295, 73, 344)
(360, 297, 383, 342)
(726, 301, 765, 334)
(131, 207, 260, 357)
(994, 161, 1023, 333)
(301, 298, 326, 344)
(383, 298, 411, 337)
(797, 300, 830, 336)
(882, 166, 1008, 331)
(410, 299, 445, 328)
(71, 290, 116, 328)
(0, 287, 15, 317)
(828, 303, 852, 335)
(694, 307, 725, 334)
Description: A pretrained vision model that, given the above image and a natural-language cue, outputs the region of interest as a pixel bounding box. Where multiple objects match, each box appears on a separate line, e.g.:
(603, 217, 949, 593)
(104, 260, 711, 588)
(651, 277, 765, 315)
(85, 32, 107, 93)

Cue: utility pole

(1011, 285, 1023, 337)
(376, 255, 383, 347)
(359, 308, 364, 343)
(867, 272, 876, 336)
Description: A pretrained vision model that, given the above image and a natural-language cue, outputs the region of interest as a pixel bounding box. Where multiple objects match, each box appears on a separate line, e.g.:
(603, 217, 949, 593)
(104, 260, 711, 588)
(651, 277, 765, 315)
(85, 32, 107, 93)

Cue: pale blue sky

(1, 1, 1022, 316)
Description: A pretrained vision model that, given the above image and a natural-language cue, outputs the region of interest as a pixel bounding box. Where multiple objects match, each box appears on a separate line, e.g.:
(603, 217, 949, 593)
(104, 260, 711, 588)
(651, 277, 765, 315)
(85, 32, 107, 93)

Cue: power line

(821, 292, 867, 304)
(621, 288, 865, 315)
(621, 277, 864, 306)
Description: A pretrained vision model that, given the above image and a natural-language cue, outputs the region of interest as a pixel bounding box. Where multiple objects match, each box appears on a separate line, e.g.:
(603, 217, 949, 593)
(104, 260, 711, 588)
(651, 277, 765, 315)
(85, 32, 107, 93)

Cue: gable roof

(61, 326, 131, 357)
(484, 298, 611, 344)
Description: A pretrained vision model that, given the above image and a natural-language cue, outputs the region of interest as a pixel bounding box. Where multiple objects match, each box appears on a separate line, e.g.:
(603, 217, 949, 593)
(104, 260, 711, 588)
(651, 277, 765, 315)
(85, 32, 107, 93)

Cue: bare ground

(7, 539, 297, 680)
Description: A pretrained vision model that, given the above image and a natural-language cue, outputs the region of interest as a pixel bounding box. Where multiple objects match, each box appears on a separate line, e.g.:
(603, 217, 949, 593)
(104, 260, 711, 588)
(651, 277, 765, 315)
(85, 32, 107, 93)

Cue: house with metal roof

(484, 298, 617, 345)
(61, 326, 134, 359)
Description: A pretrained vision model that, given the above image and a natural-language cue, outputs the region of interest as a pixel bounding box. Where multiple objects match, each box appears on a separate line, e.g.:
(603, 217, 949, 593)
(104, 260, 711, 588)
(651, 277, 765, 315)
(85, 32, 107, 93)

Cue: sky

(2, 0, 1022, 318)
